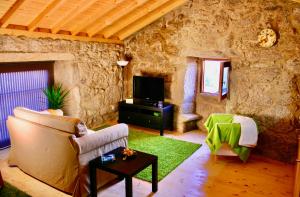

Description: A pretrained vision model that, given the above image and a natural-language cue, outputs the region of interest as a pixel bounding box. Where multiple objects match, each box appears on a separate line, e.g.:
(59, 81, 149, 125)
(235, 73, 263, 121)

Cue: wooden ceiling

(0, 0, 187, 44)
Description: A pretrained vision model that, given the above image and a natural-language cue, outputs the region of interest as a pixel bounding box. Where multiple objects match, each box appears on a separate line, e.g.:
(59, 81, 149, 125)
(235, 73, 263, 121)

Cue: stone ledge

(177, 113, 201, 133)
(178, 113, 201, 122)
(0, 53, 75, 63)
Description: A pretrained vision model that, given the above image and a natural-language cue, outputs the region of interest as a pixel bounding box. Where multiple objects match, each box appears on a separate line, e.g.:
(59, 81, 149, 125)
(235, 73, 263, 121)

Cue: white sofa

(7, 107, 128, 197)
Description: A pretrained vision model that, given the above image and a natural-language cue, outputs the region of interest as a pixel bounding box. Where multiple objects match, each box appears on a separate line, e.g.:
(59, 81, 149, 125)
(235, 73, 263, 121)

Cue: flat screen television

(133, 76, 164, 102)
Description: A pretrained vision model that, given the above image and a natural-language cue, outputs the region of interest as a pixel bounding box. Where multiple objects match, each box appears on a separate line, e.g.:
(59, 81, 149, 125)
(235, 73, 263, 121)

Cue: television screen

(133, 76, 164, 101)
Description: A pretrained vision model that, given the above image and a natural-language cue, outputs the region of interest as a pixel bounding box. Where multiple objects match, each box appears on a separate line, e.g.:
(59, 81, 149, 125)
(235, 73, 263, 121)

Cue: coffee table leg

(125, 176, 132, 197)
(0, 170, 3, 189)
(152, 158, 158, 192)
(89, 160, 97, 197)
(117, 175, 124, 181)
(160, 128, 163, 136)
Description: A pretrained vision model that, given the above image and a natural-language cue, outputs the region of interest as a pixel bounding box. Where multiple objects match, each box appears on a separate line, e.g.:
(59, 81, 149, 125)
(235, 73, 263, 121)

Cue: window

(200, 59, 230, 100)
(0, 62, 53, 149)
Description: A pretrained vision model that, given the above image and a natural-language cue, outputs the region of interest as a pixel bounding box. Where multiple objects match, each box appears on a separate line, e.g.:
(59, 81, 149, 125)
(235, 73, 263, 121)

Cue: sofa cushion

(13, 107, 86, 137)
(74, 124, 129, 155)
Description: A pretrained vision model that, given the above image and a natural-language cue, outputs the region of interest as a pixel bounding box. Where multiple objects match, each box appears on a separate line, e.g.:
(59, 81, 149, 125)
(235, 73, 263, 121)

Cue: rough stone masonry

(125, 0, 300, 162)
(0, 35, 124, 128)
(0, 0, 299, 162)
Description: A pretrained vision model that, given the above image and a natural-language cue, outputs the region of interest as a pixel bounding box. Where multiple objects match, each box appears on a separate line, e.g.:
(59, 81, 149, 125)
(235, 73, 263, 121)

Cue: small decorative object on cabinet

(294, 135, 300, 197)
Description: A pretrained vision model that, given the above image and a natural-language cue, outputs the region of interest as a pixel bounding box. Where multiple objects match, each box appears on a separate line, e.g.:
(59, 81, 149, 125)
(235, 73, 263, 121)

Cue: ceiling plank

(28, 0, 64, 31)
(117, 0, 187, 40)
(71, 0, 130, 36)
(0, 28, 123, 44)
(0, 0, 26, 28)
(51, 0, 98, 34)
(0, 0, 17, 19)
(88, 0, 149, 37)
(100, 0, 169, 39)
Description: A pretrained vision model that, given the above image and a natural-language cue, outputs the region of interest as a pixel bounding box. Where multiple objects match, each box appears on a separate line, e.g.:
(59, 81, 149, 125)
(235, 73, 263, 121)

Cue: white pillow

(75, 121, 88, 137)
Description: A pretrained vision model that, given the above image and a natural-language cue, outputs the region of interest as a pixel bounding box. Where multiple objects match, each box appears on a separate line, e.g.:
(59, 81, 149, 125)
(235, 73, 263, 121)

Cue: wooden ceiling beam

(116, 0, 187, 40)
(0, 28, 123, 44)
(87, 0, 152, 37)
(71, 0, 129, 36)
(28, 0, 64, 31)
(0, 0, 26, 28)
(100, 0, 169, 39)
(0, 0, 188, 43)
(51, 0, 98, 34)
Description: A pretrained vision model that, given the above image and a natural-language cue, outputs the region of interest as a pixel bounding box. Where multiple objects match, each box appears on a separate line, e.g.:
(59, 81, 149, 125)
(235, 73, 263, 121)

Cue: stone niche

(125, 57, 199, 131)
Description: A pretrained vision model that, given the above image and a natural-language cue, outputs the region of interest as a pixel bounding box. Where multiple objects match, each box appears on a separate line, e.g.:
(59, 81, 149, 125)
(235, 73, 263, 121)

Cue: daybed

(205, 113, 258, 162)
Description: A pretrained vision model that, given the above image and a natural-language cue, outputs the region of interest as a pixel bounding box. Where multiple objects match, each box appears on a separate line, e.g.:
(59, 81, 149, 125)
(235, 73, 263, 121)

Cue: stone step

(177, 113, 201, 133)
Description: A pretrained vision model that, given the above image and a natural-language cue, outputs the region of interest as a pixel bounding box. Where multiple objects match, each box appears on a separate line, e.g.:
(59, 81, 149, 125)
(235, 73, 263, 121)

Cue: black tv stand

(141, 100, 157, 107)
(118, 100, 174, 136)
(131, 98, 157, 107)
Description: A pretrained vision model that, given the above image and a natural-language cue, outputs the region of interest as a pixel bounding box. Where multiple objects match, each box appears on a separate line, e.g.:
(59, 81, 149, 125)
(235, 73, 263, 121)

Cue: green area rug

(93, 126, 201, 182)
(0, 182, 30, 197)
(128, 129, 201, 182)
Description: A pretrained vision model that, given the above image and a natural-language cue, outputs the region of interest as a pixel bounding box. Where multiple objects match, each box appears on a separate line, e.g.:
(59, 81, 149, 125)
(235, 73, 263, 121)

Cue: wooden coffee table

(89, 147, 158, 197)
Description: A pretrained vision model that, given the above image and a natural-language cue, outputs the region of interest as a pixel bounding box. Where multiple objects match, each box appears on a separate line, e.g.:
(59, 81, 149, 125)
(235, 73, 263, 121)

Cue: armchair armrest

(73, 123, 128, 154)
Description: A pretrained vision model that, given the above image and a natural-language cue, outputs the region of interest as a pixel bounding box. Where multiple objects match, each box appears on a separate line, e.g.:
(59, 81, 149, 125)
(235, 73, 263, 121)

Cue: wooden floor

(0, 125, 295, 197)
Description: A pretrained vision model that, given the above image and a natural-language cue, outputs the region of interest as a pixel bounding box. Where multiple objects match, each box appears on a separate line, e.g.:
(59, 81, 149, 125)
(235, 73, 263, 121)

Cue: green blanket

(204, 114, 250, 162)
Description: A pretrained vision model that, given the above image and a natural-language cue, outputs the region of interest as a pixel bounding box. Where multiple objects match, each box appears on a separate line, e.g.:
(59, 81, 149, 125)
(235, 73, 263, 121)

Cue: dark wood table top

(92, 147, 157, 177)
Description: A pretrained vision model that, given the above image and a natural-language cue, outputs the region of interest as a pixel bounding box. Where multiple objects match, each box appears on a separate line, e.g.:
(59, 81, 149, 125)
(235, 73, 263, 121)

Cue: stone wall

(124, 0, 300, 162)
(0, 35, 124, 128)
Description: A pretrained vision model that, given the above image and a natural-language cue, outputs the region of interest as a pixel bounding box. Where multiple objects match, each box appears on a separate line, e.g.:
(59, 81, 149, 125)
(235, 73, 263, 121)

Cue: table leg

(0, 170, 3, 189)
(160, 128, 163, 136)
(89, 160, 97, 197)
(152, 158, 158, 192)
(160, 117, 164, 136)
(117, 175, 124, 181)
(125, 176, 132, 197)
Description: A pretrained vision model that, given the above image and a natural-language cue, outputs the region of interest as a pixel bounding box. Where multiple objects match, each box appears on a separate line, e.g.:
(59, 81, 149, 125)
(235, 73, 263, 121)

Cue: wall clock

(257, 28, 277, 48)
